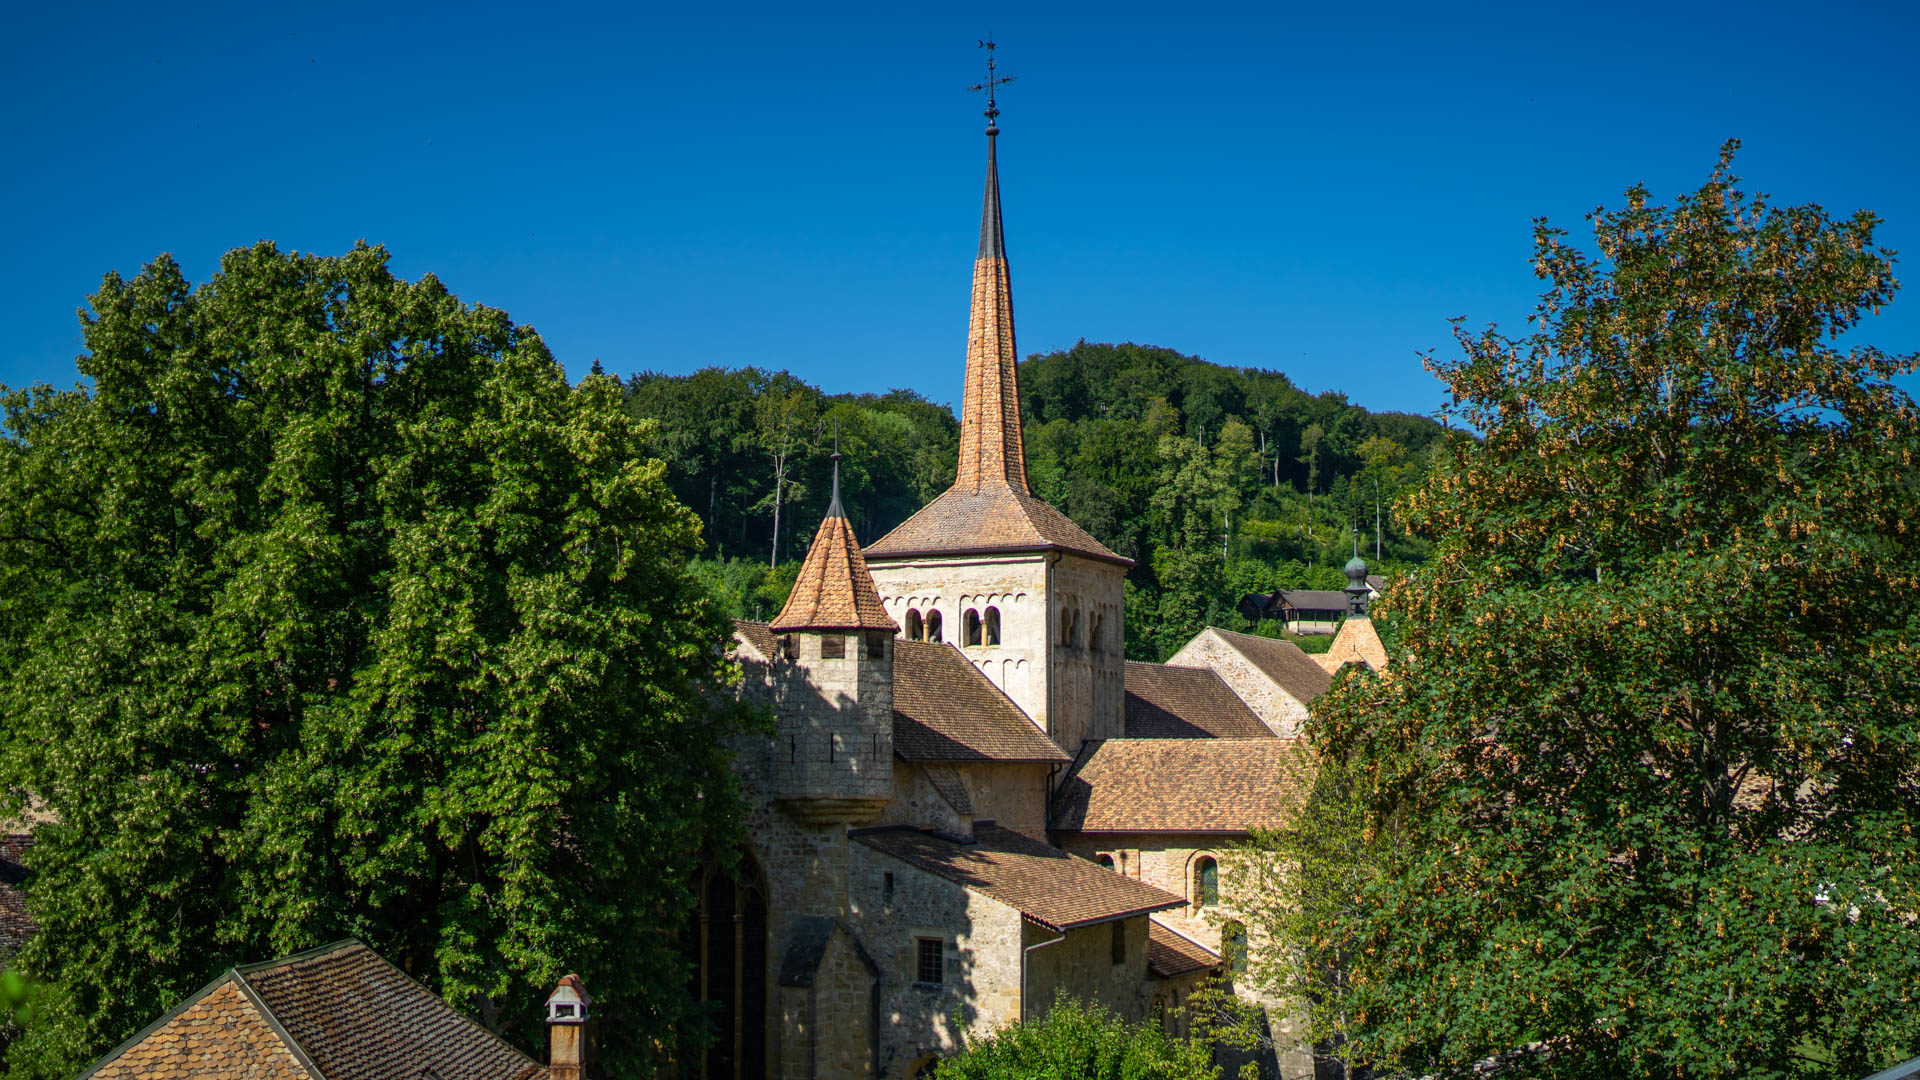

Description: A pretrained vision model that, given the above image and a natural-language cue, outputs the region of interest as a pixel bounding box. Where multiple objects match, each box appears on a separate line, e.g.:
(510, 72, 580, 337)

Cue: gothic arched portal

(693, 851, 768, 1080)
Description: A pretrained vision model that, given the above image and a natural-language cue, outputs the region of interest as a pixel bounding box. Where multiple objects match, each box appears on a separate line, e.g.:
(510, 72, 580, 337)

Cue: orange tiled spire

(954, 95, 1027, 494)
(771, 453, 899, 633)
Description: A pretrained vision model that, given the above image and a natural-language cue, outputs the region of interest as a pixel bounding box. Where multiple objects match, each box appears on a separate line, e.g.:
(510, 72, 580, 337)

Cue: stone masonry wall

(1022, 915, 1152, 1024)
(1054, 831, 1312, 1078)
(847, 843, 1028, 1070)
(1165, 630, 1312, 737)
(868, 551, 1127, 760)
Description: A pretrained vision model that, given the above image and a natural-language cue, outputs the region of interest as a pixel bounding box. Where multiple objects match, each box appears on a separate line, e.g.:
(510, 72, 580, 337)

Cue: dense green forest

(626, 341, 1449, 658)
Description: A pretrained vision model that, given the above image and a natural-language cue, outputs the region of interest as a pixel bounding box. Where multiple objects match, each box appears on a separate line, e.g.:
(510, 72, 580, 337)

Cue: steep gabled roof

(1316, 615, 1390, 673)
(1147, 921, 1222, 979)
(1051, 738, 1309, 835)
(893, 641, 1070, 764)
(863, 483, 1129, 566)
(733, 620, 779, 661)
(80, 940, 547, 1080)
(1123, 662, 1273, 739)
(1190, 627, 1332, 704)
(1277, 589, 1350, 613)
(852, 824, 1183, 931)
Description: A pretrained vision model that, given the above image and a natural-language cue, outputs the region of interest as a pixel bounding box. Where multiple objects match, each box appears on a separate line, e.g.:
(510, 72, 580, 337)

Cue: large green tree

(1312, 144, 1920, 1078)
(0, 243, 749, 1078)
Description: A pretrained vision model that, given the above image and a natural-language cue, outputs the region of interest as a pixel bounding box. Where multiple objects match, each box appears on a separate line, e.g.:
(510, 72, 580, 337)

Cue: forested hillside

(627, 341, 1448, 657)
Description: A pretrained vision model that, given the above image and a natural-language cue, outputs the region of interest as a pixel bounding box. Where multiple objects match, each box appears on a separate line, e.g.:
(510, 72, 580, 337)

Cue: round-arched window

(905, 609, 924, 641)
(925, 610, 943, 643)
(964, 609, 983, 647)
(984, 606, 1001, 645)
(1195, 856, 1219, 908)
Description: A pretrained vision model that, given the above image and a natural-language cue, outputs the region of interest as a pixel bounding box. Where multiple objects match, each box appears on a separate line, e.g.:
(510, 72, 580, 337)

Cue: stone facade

(868, 551, 1126, 754)
(1165, 629, 1316, 737)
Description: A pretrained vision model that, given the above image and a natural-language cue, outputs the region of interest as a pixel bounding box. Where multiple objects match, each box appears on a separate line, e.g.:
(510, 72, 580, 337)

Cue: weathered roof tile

(1051, 738, 1309, 835)
(854, 824, 1183, 931)
(1123, 662, 1272, 739)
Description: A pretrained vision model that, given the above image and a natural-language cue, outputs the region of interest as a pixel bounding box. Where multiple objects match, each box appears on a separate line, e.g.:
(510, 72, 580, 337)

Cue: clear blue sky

(6, 2, 1918, 418)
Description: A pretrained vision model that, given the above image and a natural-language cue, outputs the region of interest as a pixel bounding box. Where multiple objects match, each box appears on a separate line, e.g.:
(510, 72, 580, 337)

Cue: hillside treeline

(626, 342, 1449, 657)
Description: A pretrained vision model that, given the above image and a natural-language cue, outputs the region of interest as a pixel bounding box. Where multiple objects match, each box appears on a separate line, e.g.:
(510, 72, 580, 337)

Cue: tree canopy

(627, 343, 1446, 656)
(0, 243, 750, 1078)
(1310, 143, 1920, 1078)
(931, 996, 1220, 1080)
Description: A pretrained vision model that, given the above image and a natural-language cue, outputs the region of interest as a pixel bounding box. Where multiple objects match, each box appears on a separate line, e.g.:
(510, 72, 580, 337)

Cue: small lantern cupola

(1343, 554, 1371, 617)
(546, 975, 592, 1080)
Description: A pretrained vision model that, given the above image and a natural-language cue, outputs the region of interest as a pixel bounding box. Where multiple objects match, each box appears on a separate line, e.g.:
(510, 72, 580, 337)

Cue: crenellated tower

(864, 64, 1131, 756)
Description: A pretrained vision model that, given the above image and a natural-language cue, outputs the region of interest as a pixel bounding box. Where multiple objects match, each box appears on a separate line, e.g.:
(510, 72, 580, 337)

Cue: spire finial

(827, 422, 845, 518)
(969, 37, 1016, 135)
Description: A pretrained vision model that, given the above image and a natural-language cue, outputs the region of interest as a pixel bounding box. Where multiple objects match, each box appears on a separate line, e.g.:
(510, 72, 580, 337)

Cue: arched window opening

(905, 609, 924, 641)
(926, 610, 943, 643)
(1096, 853, 1115, 870)
(1089, 613, 1104, 654)
(1059, 609, 1072, 646)
(692, 853, 768, 1080)
(984, 606, 1001, 646)
(1069, 609, 1081, 647)
(1223, 920, 1248, 976)
(1195, 856, 1219, 909)
(964, 609, 982, 647)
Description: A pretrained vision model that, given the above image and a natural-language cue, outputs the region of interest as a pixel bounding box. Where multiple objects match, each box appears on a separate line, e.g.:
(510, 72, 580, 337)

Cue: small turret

(768, 450, 898, 825)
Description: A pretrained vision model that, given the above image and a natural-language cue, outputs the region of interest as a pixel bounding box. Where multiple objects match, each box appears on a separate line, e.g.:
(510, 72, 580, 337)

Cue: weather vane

(969, 37, 1016, 134)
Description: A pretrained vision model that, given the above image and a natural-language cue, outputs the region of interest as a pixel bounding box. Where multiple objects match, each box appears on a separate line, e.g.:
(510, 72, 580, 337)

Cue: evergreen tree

(0, 243, 750, 1078)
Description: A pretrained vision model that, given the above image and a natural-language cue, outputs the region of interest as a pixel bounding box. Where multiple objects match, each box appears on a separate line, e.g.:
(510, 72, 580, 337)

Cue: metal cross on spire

(969, 37, 1016, 134)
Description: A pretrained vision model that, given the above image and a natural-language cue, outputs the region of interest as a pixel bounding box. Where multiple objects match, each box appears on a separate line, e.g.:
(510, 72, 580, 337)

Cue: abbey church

(700, 98, 1389, 1079)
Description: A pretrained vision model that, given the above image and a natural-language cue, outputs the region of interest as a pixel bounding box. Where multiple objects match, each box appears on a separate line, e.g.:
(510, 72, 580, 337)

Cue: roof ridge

(74, 971, 247, 1080)
(231, 968, 328, 1080)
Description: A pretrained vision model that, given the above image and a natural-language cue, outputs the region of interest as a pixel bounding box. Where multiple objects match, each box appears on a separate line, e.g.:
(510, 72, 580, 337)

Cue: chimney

(545, 974, 591, 1080)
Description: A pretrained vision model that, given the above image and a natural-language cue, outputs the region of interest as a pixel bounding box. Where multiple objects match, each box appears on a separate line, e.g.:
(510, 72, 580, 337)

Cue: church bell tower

(863, 48, 1130, 754)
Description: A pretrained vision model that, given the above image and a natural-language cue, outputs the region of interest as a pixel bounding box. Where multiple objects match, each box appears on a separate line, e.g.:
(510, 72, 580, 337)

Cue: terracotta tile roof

(1198, 628, 1332, 704)
(1316, 616, 1391, 673)
(1051, 738, 1309, 835)
(852, 824, 1184, 931)
(770, 495, 898, 633)
(864, 482, 1130, 566)
(733, 620, 779, 661)
(0, 834, 32, 961)
(80, 940, 547, 1080)
(893, 641, 1070, 764)
(1147, 921, 1221, 979)
(84, 980, 316, 1080)
(1123, 662, 1273, 739)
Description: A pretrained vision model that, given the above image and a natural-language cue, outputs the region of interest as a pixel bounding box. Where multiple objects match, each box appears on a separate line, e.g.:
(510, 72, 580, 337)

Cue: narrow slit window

(1111, 920, 1127, 965)
(1196, 856, 1219, 908)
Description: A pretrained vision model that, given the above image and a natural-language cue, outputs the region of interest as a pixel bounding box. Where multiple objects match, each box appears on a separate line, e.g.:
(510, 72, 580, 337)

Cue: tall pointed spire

(955, 40, 1026, 493)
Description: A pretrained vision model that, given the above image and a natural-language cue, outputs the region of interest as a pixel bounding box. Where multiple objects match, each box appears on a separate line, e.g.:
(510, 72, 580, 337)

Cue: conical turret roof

(771, 460, 899, 633)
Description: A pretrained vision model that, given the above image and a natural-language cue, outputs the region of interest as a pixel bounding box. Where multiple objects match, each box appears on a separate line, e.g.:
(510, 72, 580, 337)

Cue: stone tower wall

(869, 551, 1125, 756)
